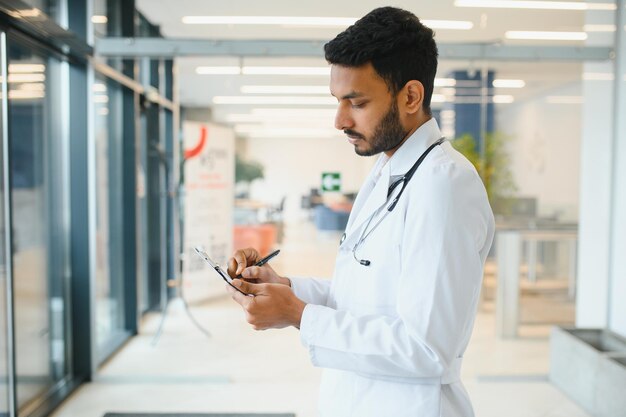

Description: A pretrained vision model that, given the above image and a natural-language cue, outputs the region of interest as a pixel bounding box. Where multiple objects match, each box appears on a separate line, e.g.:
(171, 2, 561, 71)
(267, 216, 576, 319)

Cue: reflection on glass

(94, 75, 126, 357)
(8, 43, 70, 410)
(93, 0, 108, 38)
(437, 61, 582, 332)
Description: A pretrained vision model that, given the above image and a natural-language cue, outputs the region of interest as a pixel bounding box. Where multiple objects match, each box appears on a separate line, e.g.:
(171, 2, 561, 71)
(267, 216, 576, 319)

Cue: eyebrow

(331, 91, 365, 100)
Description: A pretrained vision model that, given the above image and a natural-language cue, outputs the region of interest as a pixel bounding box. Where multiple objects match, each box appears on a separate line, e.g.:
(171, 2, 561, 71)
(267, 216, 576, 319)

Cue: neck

(384, 114, 432, 158)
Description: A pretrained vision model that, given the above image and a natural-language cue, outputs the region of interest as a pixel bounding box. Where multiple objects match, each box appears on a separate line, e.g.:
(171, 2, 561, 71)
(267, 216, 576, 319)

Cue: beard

(345, 100, 409, 157)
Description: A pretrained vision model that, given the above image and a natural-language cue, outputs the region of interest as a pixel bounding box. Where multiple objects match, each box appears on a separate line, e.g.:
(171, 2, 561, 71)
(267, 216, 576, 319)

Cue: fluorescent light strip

(93, 83, 107, 92)
(583, 24, 616, 32)
(244, 66, 330, 75)
(454, 0, 616, 11)
(196, 66, 330, 76)
(546, 95, 583, 104)
(16, 83, 44, 92)
(493, 79, 526, 88)
(9, 64, 45, 73)
(583, 72, 613, 81)
(505, 31, 587, 41)
(182, 16, 473, 30)
(241, 85, 329, 94)
(213, 96, 336, 105)
(183, 16, 358, 26)
(251, 108, 336, 116)
(423, 20, 474, 30)
(7, 73, 45, 83)
(196, 66, 241, 75)
(92, 15, 108, 24)
(434, 78, 457, 87)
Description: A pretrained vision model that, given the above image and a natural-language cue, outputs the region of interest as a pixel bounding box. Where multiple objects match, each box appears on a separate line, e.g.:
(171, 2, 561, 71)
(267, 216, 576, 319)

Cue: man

(225, 7, 495, 417)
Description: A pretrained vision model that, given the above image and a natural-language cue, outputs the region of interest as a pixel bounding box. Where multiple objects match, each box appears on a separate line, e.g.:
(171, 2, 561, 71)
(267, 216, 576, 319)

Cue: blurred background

(0, 0, 625, 416)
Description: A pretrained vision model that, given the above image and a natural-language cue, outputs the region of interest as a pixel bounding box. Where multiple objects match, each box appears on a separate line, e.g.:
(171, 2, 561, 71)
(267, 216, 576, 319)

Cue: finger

(232, 248, 260, 275)
(241, 265, 275, 281)
(232, 279, 262, 297)
(228, 281, 252, 306)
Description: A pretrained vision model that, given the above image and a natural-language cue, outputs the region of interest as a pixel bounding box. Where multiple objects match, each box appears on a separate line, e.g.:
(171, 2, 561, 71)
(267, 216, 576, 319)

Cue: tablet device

(193, 247, 250, 296)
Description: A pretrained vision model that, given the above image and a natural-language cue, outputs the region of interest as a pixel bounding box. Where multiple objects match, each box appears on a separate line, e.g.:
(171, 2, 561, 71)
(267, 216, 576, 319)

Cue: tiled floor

(51, 222, 591, 417)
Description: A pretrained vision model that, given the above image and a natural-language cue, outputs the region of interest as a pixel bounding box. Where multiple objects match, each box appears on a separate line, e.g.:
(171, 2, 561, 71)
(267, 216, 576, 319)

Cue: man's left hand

(226, 279, 306, 330)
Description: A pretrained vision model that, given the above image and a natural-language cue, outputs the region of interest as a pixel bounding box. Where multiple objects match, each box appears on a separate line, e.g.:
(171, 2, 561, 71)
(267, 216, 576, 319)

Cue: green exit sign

(321, 172, 341, 192)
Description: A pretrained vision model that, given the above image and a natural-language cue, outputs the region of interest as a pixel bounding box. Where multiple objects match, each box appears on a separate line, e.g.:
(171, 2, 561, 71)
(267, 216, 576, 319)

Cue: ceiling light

(243, 66, 329, 76)
(16, 83, 44, 91)
(93, 83, 107, 92)
(422, 20, 473, 30)
(434, 78, 457, 87)
(505, 31, 587, 41)
(546, 95, 584, 104)
(583, 24, 616, 32)
(454, 0, 616, 11)
(241, 85, 329, 94)
(8, 8, 42, 18)
(9, 64, 45, 73)
(7, 73, 45, 83)
(182, 16, 357, 26)
(234, 125, 342, 138)
(196, 66, 330, 76)
(196, 66, 241, 75)
(493, 94, 515, 103)
(213, 96, 336, 105)
(92, 15, 108, 24)
(251, 108, 337, 117)
(8, 90, 45, 99)
(493, 79, 526, 88)
(583, 72, 613, 81)
(182, 16, 473, 30)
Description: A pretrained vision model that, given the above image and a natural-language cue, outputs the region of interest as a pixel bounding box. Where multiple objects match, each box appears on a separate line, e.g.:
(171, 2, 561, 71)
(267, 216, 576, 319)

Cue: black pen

(236, 249, 280, 278)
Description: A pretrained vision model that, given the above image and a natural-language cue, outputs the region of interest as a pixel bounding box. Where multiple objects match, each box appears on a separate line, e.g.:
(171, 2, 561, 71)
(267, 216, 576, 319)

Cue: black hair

(324, 7, 438, 115)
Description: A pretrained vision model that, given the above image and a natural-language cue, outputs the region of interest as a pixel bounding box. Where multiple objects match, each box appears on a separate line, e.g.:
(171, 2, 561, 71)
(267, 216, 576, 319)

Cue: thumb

(232, 279, 261, 295)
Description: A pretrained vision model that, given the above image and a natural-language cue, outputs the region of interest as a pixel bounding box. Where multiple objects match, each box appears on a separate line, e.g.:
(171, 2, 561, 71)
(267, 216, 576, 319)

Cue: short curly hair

(324, 7, 438, 115)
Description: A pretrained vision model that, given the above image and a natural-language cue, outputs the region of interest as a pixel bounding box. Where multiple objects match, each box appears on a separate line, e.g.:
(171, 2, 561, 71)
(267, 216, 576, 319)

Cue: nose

(334, 103, 353, 131)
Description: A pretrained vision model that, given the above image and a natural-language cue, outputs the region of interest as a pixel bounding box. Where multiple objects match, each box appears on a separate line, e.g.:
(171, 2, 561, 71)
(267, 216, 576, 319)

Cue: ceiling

(132, 0, 611, 137)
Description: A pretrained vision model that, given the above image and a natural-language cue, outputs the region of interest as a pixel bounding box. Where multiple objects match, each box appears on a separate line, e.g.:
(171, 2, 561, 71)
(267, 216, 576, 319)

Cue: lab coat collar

(341, 117, 444, 249)
(387, 117, 444, 176)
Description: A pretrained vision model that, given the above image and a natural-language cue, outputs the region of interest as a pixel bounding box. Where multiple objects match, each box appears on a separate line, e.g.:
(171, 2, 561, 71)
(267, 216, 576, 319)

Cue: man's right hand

(227, 247, 291, 286)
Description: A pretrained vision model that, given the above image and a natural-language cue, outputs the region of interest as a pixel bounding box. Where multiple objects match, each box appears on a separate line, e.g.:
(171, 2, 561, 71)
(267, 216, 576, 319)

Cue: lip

(347, 136, 363, 145)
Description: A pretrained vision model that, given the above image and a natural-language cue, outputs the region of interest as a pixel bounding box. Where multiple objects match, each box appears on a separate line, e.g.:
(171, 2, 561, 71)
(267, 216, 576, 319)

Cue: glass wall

(424, 59, 585, 336)
(8, 39, 71, 411)
(93, 74, 127, 360)
(0, 32, 9, 414)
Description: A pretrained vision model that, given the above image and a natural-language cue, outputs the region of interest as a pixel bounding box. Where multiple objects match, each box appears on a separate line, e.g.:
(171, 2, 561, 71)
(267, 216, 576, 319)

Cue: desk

(496, 227, 578, 338)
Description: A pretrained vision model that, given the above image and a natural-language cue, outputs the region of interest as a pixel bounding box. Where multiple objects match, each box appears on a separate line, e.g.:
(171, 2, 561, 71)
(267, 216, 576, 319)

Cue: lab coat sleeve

(299, 160, 494, 380)
(290, 276, 332, 306)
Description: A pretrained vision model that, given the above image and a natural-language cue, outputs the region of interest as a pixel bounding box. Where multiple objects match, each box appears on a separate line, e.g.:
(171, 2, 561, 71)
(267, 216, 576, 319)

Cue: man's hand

(226, 280, 306, 330)
(227, 248, 291, 286)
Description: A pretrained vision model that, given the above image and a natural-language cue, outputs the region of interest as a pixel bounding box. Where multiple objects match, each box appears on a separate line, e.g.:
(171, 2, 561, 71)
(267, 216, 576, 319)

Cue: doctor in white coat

(226, 7, 495, 417)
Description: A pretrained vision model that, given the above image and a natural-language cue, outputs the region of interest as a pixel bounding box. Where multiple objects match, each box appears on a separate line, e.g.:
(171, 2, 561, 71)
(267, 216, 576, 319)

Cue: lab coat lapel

(339, 118, 444, 250)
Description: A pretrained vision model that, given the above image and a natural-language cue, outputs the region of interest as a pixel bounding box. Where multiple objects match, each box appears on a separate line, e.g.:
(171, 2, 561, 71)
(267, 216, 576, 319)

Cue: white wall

(576, 5, 626, 337)
(242, 136, 376, 223)
(495, 83, 581, 222)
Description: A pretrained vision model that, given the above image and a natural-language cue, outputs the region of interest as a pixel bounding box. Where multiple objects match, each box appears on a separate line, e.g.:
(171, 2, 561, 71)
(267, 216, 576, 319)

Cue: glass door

(7, 37, 71, 414)
(0, 30, 13, 417)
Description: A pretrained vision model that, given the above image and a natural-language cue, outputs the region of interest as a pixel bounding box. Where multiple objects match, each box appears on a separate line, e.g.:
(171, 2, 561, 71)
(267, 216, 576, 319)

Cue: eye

(351, 101, 366, 109)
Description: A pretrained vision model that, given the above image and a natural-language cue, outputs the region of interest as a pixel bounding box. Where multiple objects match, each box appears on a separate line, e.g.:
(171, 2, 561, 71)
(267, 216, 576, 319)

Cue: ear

(402, 80, 424, 115)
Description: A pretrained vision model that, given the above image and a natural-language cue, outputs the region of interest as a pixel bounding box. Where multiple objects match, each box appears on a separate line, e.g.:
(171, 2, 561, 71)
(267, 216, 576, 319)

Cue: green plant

(452, 132, 517, 214)
(235, 154, 264, 184)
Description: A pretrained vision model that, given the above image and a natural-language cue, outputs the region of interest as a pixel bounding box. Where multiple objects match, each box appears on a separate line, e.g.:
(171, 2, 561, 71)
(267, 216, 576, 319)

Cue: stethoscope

(341, 137, 446, 267)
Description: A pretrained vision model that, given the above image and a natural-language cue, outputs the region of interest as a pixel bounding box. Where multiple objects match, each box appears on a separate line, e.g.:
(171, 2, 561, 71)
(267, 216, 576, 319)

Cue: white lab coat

(291, 118, 495, 417)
